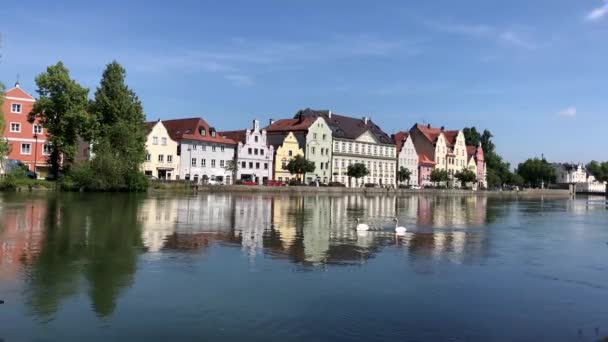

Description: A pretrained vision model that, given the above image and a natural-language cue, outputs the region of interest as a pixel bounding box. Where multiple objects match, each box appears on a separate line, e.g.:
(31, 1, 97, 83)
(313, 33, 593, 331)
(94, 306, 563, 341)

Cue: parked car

(411, 185, 421, 190)
(241, 181, 257, 186)
(5, 159, 37, 179)
(207, 178, 222, 185)
(264, 180, 284, 187)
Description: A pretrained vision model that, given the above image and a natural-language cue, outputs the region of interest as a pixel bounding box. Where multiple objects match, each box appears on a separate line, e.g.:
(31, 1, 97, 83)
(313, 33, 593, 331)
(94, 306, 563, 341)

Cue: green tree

(28, 62, 90, 177)
(430, 169, 449, 186)
(455, 168, 477, 186)
(516, 158, 556, 188)
(463, 127, 481, 146)
(347, 162, 369, 187)
(224, 159, 238, 184)
(285, 155, 315, 182)
(586, 161, 608, 182)
(397, 167, 412, 185)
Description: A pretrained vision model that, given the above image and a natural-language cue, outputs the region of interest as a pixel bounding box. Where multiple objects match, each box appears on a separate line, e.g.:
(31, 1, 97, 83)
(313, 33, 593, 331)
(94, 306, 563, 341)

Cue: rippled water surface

(1, 193, 607, 341)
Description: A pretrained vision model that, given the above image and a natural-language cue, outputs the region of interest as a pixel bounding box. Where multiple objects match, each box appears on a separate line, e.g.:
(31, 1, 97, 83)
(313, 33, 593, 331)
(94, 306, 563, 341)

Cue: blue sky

(1, 0, 607, 166)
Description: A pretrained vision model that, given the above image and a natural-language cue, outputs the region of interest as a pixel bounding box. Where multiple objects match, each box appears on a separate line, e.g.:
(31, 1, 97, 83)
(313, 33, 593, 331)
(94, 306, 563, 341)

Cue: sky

(1, 0, 607, 166)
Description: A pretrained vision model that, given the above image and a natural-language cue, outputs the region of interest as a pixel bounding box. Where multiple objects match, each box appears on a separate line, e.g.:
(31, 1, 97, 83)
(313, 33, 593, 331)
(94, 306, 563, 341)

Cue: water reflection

(2, 193, 604, 322)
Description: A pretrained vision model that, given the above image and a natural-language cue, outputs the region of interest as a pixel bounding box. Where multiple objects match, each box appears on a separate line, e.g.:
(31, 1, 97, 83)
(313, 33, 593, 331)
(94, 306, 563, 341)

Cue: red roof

(466, 145, 476, 157)
(162, 117, 237, 145)
(392, 131, 409, 154)
(218, 129, 247, 144)
(418, 153, 436, 165)
(413, 124, 443, 143)
(4, 86, 34, 100)
(143, 121, 158, 134)
(443, 130, 459, 147)
(265, 117, 317, 133)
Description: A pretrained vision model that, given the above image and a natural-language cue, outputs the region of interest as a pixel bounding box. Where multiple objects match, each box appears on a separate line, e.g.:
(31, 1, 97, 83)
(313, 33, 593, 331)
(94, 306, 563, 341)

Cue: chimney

(427, 123, 431, 129)
(440, 126, 445, 131)
(253, 119, 259, 131)
(363, 116, 369, 125)
(269, 118, 275, 126)
(328, 110, 332, 118)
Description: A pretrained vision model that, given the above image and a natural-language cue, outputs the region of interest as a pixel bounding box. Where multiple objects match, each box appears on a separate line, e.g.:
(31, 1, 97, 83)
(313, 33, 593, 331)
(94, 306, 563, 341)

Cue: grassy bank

(0, 176, 56, 192)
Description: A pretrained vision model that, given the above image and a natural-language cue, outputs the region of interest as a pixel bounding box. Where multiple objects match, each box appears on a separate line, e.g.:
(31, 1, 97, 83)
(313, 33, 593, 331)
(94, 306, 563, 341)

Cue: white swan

(393, 218, 407, 235)
(356, 218, 369, 231)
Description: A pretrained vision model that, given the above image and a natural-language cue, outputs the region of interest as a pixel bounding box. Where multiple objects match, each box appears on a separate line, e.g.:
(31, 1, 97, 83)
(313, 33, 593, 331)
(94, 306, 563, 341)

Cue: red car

(241, 181, 257, 186)
(265, 180, 284, 187)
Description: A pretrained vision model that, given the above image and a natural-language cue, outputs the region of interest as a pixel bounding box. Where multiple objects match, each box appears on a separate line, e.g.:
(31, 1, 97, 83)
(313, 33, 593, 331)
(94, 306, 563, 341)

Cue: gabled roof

(466, 145, 477, 157)
(443, 130, 459, 147)
(162, 117, 237, 145)
(218, 129, 247, 144)
(143, 121, 158, 135)
(392, 131, 409, 154)
(418, 153, 436, 165)
(4, 85, 35, 101)
(412, 123, 444, 144)
(296, 108, 394, 145)
(265, 117, 317, 133)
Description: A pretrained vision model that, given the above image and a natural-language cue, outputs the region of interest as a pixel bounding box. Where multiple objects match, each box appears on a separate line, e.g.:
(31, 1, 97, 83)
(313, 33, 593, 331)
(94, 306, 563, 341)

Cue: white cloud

(586, 1, 608, 21)
(558, 107, 577, 118)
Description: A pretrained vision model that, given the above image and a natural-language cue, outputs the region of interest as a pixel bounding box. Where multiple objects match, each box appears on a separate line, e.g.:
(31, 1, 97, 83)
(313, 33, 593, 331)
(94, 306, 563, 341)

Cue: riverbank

(149, 183, 576, 198)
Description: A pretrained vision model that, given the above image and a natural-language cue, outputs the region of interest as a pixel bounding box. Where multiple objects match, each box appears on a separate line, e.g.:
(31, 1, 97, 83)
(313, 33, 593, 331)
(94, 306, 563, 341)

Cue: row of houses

(2, 83, 486, 187)
(140, 109, 487, 188)
(552, 163, 607, 193)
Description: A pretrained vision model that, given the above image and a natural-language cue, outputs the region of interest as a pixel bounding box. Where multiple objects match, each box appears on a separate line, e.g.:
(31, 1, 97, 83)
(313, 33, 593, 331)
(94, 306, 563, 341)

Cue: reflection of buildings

(0, 198, 45, 280)
(271, 196, 303, 249)
(138, 197, 179, 252)
(233, 195, 272, 259)
(416, 196, 487, 228)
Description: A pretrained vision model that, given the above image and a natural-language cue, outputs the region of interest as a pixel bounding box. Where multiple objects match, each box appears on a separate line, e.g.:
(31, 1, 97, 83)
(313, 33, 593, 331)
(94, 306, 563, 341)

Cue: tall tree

(29, 62, 90, 176)
(430, 169, 449, 186)
(455, 168, 477, 185)
(463, 127, 481, 146)
(347, 163, 369, 187)
(586, 161, 608, 182)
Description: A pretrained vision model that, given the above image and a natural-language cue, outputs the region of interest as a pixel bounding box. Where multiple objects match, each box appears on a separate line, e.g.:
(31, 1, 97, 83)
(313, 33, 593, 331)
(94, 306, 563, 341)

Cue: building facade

(220, 119, 274, 184)
(266, 115, 332, 184)
(1, 83, 50, 177)
(298, 109, 396, 187)
(270, 132, 304, 183)
(142, 120, 180, 180)
(393, 131, 419, 186)
(163, 117, 237, 184)
(552, 163, 588, 184)
(467, 143, 487, 189)
(444, 130, 468, 178)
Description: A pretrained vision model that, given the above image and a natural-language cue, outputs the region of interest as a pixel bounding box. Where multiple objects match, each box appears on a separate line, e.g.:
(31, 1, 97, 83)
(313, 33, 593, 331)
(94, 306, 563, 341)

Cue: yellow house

(142, 120, 180, 180)
(272, 132, 304, 183)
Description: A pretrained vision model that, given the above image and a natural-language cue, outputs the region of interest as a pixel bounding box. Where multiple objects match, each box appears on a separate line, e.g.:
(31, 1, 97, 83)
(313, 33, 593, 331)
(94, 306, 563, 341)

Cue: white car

(411, 185, 421, 190)
(207, 178, 223, 185)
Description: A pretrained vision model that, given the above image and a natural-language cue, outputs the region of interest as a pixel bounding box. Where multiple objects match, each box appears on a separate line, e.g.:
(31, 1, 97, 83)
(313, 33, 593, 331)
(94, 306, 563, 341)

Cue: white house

(163, 117, 237, 184)
(552, 163, 588, 184)
(393, 131, 419, 186)
(220, 119, 274, 184)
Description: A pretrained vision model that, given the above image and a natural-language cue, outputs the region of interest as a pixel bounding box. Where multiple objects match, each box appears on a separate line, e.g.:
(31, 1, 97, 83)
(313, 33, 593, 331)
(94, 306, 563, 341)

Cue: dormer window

(200, 127, 206, 136)
(211, 131, 216, 137)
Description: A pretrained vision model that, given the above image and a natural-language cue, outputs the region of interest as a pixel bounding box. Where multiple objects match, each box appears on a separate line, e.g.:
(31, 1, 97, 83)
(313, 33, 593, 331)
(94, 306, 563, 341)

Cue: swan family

(355, 218, 407, 235)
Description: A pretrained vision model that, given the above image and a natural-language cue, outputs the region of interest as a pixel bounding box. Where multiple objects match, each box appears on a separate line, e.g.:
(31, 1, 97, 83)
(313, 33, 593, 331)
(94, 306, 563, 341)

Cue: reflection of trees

(24, 194, 144, 319)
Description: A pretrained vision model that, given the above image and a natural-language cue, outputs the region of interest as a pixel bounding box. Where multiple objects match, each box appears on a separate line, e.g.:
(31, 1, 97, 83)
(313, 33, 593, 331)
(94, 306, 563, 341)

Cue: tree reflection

(24, 194, 144, 319)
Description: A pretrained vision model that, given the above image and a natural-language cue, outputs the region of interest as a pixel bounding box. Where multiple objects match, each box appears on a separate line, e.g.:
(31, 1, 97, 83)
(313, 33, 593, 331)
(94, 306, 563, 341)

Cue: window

(254, 148, 258, 155)
(221, 146, 225, 152)
(264, 163, 268, 169)
(153, 136, 158, 145)
(33, 125, 43, 134)
(322, 134, 327, 141)
(260, 149, 264, 155)
(191, 158, 197, 166)
(249, 162, 254, 169)
(211, 131, 216, 137)
(212, 146, 216, 152)
(146, 154, 151, 161)
(202, 159, 206, 167)
(11, 103, 22, 113)
(288, 150, 293, 156)
(311, 147, 316, 155)
(281, 161, 287, 169)
(158, 154, 164, 162)
(320, 163, 324, 170)
(201, 144, 206, 151)
(211, 159, 216, 167)
(256, 162, 260, 169)
(240, 161, 246, 168)
(192, 144, 197, 150)
(161, 137, 167, 146)
(10, 123, 20, 132)
(43, 144, 51, 156)
(21, 143, 31, 155)
(201, 129, 206, 136)
(220, 160, 225, 167)
(255, 136, 258, 143)
(313, 133, 317, 139)
(248, 148, 252, 155)
(167, 155, 173, 162)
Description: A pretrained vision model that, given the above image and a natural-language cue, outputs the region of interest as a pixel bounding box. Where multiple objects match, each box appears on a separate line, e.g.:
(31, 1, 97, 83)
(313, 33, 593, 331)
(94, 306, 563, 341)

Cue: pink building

(418, 153, 436, 187)
(466, 143, 487, 189)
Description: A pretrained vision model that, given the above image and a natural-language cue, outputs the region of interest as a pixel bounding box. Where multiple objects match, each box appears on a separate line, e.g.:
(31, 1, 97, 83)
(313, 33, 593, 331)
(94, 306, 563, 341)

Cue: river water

(0, 193, 607, 341)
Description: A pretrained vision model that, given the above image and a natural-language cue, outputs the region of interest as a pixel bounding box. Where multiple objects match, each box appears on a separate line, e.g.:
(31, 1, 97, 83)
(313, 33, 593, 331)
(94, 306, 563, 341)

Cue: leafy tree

(430, 169, 449, 186)
(347, 162, 369, 187)
(285, 155, 315, 182)
(455, 168, 477, 185)
(516, 158, 556, 188)
(29, 62, 90, 177)
(586, 161, 608, 182)
(224, 159, 238, 183)
(397, 167, 412, 185)
(463, 127, 480, 146)
(486, 168, 502, 188)
(508, 173, 525, 187)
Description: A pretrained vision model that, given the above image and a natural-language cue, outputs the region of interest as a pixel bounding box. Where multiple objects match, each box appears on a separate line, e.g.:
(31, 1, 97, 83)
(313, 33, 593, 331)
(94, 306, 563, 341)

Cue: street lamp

(33, 133, 38, 177)
(188, 146, 192, 181)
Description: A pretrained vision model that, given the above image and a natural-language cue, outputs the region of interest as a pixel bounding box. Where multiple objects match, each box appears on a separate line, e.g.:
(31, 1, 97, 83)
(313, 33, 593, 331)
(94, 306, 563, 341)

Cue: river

(0, 193, 607, 341)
